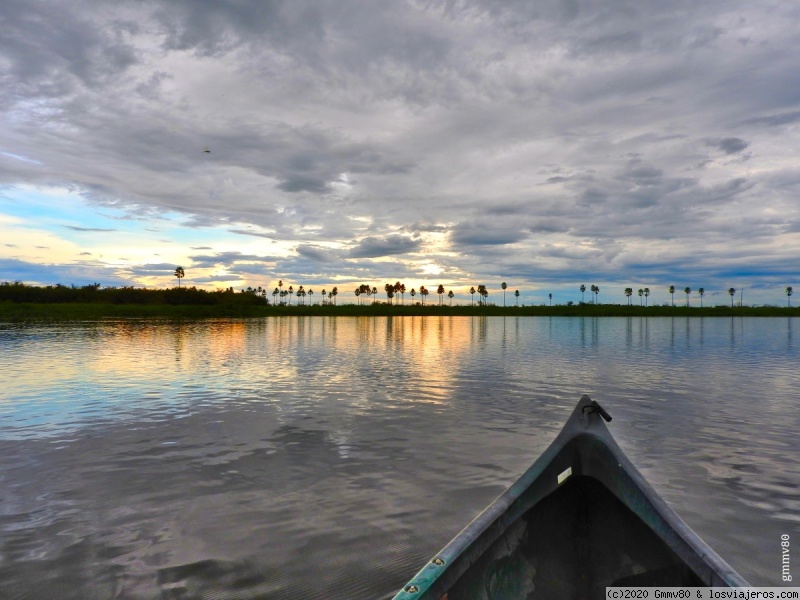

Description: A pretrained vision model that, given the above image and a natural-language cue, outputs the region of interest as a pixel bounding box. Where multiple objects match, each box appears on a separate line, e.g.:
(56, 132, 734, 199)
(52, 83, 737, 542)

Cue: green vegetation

(2, 281, 798, 321)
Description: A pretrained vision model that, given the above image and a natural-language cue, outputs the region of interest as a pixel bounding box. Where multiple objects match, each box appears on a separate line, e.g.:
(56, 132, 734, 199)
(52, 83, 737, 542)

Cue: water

(0, 316, 797, 598)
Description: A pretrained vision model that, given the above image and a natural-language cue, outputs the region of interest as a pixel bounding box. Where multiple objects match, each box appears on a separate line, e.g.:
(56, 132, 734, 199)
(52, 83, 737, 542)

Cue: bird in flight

(203, 147, 211, 153)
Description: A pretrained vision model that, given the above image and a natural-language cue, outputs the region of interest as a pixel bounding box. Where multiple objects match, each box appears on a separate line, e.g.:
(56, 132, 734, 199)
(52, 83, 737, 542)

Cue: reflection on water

(0, 316, 798, 598)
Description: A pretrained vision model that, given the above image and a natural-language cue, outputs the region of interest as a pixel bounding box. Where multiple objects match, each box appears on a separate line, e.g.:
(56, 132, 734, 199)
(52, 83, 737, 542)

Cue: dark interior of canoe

(394, 397, 746, 600)
(446, 474, 703, 600)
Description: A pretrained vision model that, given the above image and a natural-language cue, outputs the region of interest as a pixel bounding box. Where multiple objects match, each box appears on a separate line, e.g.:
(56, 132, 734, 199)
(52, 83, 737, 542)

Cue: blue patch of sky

(0, 185, 233, 249)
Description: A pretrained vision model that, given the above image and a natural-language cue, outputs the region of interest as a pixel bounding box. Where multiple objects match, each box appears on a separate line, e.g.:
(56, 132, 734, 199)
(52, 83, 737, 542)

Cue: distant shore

(1, 302, 798, 321)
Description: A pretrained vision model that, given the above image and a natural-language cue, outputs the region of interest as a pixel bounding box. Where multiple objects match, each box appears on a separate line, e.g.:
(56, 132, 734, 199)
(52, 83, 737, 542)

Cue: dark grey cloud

(450, 222, 528, 247)
(348, 235, 418, 258)
(296, 244, 334, 263)
(707, 137, 749, 155)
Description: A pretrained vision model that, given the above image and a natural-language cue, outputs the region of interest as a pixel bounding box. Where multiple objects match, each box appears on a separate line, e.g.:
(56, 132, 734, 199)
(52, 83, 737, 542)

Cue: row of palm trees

(618, 285, 794, 308)
(266, 280, 523, 307)
(175, 268, 794, 308)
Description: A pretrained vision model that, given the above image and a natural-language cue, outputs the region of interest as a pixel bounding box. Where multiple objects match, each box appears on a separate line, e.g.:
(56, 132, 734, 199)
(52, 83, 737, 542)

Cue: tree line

(0, 281, 266, 307)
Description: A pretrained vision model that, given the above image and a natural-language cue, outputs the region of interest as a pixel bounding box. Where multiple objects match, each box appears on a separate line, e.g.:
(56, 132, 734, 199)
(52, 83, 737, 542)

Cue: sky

(1, 0, 799, 306)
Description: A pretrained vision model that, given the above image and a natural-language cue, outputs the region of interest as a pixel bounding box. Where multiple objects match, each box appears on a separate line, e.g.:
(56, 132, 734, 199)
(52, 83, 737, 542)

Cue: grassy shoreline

(1, 302, 798, 321)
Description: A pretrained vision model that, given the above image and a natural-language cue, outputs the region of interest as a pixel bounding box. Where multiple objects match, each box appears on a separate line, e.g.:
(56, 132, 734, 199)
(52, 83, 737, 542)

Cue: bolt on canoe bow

(393, 395, 748, 600)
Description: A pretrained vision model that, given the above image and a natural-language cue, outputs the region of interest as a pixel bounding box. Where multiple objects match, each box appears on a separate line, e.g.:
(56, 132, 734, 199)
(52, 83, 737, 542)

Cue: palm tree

(308, 289, 314, 305)
(698, 287, 704, 307)
(420, 286, 428, 305)
(385, 283, 394, 305)
(580, 284, 586, 303)
(174, 266, 185, 287)
(787, 286, 793, 307)
(355, 288, 361, 305)
(591, 285, 599, 304)
(371, 287, 378, 304)
(669, 285, 675, 306)
(548, 293, 552, 306)
(400, 283, 406, 305)
(273, 287, 279, 304)
(643, 288, 649, 307)
(469, 286, 475, 306)
(437, 284, 445, 306)
(410, 288, 416, 303)
(624, 288, 633, 305)
(321, 288, 327, 305)
(448, 290, 454, 306)
(684, 287, 691, 307)
(501, 282, 507, 306)
(728, 287, 736, 307)
(638, 289, 644, 306)
(477, 284, 487, 306)
(515, 290, 519, 306)
(332, 287, 338, 305)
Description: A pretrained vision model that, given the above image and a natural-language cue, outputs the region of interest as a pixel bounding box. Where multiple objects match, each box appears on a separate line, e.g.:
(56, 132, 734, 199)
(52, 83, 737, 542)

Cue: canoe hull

(393, 396, 748, 600)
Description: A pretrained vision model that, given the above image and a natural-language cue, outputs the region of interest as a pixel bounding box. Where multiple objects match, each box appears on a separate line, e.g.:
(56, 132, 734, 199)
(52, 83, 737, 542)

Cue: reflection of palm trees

(728, 287, 736, 307)
(174, 266, 185, 288)
(501, 282, 507, 306)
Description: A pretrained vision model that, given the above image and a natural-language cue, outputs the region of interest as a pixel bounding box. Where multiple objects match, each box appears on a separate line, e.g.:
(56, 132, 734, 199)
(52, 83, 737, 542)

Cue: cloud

(450, 222, 529, 246)
(707, 137, 749, 155)
(348, 235, 418, 258)
(1, 0, 798, 302)
(63, 226, 117, 232)
(296, 244, 334, 262)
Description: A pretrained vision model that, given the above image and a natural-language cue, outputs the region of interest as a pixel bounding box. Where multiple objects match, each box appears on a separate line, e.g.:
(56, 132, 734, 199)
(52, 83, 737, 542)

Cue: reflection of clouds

(1, 316, 798, 593)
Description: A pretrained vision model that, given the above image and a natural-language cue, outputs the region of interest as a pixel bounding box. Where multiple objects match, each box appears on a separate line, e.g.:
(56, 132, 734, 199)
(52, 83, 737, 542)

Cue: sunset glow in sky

(2, 1, 798, 305)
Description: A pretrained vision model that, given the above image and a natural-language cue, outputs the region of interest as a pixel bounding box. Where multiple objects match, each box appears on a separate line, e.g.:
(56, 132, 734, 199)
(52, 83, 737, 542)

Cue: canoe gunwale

(392, 395, 748, 599)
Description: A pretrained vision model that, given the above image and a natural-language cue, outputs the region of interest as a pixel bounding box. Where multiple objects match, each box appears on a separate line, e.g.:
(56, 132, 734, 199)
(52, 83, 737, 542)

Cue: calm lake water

(0, 316, 798, 598)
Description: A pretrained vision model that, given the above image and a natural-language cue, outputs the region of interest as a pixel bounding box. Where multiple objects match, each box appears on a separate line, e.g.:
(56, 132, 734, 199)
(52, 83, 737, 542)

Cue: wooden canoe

(392, 395, 748, 599)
